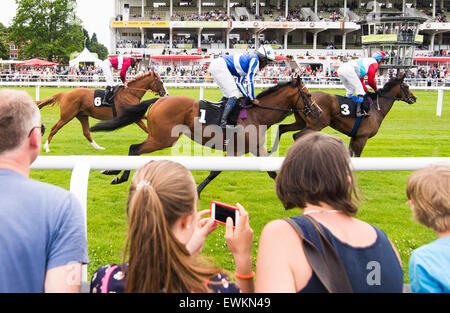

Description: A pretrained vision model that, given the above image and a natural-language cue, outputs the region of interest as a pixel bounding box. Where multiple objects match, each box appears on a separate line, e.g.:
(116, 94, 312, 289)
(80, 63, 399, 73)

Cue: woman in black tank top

(255, 132, 403, 293)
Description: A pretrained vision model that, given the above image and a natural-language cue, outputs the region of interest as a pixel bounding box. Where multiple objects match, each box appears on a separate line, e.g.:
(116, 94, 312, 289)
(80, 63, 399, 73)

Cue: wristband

(234, 271, 255, 280)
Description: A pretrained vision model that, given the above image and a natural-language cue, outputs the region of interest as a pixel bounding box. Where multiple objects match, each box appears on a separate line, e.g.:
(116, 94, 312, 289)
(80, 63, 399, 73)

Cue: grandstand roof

(414, 57, 450, 62)
(150, 55, 203, 60)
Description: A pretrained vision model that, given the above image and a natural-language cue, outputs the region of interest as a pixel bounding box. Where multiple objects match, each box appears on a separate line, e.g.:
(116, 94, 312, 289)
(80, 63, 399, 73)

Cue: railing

(1, 74, 450, 88)
(1, 79, 447, 117)
(30, 155, 450, 283)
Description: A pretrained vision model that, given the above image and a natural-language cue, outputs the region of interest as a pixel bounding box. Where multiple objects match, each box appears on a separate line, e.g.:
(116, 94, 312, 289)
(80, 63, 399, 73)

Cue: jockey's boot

(102, 86, 113, 105)
(219, 96, 228, 105)
(219, 97, 237, 129)
(356, 95, 369, 118)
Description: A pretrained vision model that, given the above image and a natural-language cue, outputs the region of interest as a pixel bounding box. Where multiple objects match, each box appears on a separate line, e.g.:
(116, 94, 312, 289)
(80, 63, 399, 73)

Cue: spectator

(406, 165, 450, 293)
(0, 90, 88, 292)
(255, 132, 404, 293)
(90, 160, 254, 293)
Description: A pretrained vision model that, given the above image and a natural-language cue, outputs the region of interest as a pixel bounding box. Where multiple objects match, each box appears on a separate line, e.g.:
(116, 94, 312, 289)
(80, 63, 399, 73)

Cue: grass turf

(2, 85, 449, 284)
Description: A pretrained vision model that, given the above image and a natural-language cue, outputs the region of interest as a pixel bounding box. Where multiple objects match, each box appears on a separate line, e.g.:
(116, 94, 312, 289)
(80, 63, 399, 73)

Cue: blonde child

(407, 165, 450, 293)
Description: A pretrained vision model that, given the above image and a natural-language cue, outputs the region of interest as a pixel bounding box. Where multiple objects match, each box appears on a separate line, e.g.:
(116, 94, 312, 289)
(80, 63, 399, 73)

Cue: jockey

(100, 52, 143, 105)
(337, 50, 389, 117)
(208, 45, 275, 128)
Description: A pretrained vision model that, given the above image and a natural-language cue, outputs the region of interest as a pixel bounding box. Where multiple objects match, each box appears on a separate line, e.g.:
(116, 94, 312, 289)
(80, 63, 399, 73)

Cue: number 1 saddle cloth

(197, 98, 248, 127)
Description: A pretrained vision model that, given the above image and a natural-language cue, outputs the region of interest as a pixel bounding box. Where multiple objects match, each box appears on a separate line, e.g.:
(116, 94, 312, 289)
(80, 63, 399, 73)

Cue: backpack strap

(101, 265, 119, 293)
(283, 216, 353, 293)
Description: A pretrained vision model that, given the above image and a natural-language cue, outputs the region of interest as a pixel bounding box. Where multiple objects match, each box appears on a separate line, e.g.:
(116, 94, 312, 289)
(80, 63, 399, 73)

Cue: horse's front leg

(349, 136, 369, 157)
(268, 120, 306, 155)
(254, 142, 277, 180)
(106, 143, 142, 183)
(197, 171, 222, 198)
(292, 126, 317, 141)
(135, 119, 149, 133)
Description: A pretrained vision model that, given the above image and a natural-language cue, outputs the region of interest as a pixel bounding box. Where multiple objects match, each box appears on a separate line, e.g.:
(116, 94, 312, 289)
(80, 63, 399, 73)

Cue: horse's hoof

(102, 170, 121, 175)
(196, 187, 203, 199)
(43, 141, 50, 153)
(111, 177, 121, 185)
(91, 140, 105, 150)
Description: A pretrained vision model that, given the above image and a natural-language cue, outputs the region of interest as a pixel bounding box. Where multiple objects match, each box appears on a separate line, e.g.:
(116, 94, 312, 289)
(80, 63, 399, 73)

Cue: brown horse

(37, 71, 168, 152)
(268, 73, 417, 157)
(90, 75, 322, 195)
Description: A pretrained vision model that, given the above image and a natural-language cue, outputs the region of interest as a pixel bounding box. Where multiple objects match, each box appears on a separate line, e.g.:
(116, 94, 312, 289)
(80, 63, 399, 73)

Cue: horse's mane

(256, 80, 295, 99)
(127, 71, 154, 85)
(380, 77, 403, 93)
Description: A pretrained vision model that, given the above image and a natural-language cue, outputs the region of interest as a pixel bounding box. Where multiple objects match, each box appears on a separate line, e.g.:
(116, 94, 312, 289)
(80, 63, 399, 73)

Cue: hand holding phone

(210, 201, 240, 227)
(186, 209, 217, 256)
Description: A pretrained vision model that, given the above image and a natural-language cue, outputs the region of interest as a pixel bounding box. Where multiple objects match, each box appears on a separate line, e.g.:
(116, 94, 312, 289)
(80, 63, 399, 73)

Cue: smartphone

(210, 201, 240, 227)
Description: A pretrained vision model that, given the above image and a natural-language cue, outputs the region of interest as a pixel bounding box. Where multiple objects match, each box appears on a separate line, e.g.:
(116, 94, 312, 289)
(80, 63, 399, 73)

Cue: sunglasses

(28, 124, 46, 137)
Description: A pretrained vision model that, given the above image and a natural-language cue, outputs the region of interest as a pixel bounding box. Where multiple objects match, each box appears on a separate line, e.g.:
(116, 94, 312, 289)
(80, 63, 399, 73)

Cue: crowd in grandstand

(170, 8, 233, 22)
(116, 0, 450, 26)
(1, 62, 449, 86)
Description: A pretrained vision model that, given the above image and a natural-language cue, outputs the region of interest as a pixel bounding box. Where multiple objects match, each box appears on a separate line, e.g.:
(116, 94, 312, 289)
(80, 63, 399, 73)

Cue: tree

(0, 23, 9, 60)
(9, 0, 84, 63)
(87, 32, 108, 60)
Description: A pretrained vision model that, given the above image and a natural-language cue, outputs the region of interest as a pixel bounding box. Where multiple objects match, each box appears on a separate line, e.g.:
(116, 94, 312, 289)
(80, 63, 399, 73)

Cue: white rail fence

(0, 81, 447, 116)
(30, 155, 450, 283)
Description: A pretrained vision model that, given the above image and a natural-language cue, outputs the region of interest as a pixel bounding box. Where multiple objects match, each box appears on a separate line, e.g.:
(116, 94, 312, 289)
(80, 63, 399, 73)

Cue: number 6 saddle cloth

(93, 86, 122, 108)
(336, 95, 373, 118)
(197, 98, 248, 127)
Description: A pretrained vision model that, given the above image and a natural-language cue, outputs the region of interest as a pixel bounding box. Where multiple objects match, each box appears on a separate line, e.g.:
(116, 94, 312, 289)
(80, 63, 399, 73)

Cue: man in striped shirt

(208, 45, 275, 128)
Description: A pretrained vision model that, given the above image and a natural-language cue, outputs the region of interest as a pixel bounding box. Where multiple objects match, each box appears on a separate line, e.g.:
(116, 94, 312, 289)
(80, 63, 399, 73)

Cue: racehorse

(268, 73, 416, 157)
(37, 71, 168, 152)
(90, 75, 322, 195)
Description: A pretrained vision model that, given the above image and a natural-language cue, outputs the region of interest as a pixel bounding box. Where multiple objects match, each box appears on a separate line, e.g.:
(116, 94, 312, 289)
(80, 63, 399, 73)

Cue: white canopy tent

(69, 48, 102, 67)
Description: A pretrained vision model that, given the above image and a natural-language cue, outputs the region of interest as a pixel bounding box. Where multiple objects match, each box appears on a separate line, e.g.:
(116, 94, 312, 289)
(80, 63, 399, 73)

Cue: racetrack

(4, 86, 450, 283)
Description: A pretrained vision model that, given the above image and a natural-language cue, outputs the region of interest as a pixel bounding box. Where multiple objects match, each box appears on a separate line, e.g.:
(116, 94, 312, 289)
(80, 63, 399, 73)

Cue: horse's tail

(90, 98, 159, 132)
(37, 93, 65, 109)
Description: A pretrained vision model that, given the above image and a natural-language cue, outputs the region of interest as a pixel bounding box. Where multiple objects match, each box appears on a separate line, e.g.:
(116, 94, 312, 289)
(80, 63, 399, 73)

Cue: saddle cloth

(197, 98, 248, 127)
(93, 86, 121, 108)
(336, 95, 372, 118)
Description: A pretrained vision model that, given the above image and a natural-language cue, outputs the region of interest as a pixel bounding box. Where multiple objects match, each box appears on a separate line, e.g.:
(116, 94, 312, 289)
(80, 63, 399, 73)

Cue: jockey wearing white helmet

(208, 45, 276, 128)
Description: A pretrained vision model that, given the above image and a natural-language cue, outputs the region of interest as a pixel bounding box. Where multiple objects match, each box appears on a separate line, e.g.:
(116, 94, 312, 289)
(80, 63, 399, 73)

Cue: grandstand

(111, 0, 449, 57)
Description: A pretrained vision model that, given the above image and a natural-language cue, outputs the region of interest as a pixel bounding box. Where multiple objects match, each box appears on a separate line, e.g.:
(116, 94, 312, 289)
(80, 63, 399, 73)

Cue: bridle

(376, 83, 415, 104)
(295, 85, 317, 116)
(124, 72, 165, 96)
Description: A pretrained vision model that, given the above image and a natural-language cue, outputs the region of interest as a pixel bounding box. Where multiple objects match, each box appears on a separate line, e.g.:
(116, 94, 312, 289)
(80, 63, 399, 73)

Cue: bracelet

(234, 271, 255, 280)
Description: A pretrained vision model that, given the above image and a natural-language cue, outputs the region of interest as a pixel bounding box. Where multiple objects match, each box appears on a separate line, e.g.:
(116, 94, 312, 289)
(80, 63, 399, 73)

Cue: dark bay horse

(90, 75, 322, 195)
(37, 71, 168, 152)
(269, 73, 416, 157)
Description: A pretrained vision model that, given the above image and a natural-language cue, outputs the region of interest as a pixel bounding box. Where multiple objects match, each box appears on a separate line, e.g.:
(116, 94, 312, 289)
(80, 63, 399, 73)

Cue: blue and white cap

(256, 45, 275, 61)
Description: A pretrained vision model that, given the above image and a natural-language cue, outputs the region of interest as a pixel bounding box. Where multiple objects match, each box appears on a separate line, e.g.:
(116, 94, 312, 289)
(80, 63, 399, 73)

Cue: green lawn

(2, 85, 449, 284)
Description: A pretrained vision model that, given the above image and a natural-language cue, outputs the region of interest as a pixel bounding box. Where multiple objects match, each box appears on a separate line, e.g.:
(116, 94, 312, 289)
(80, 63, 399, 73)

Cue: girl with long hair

(90, 160, 254, 293)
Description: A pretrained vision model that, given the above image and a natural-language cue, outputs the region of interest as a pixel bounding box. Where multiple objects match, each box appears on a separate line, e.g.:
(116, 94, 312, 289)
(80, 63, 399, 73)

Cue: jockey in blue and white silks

(209, 45, 275, 128)
(222, 54, 259, 100)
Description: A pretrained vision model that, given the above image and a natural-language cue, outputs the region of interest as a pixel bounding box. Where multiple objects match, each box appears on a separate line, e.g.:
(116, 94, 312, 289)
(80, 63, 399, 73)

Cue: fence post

(35, 85, 40, 101)
(69, 161, 91, 283)
(199, 86, 204, 100)
(436, 89, 443, 117)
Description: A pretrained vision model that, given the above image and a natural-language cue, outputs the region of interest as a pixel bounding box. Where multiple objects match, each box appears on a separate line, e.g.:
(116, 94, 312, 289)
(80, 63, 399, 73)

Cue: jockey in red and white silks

(337, 50, 389, 117)
(100, 52, 143, 104)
